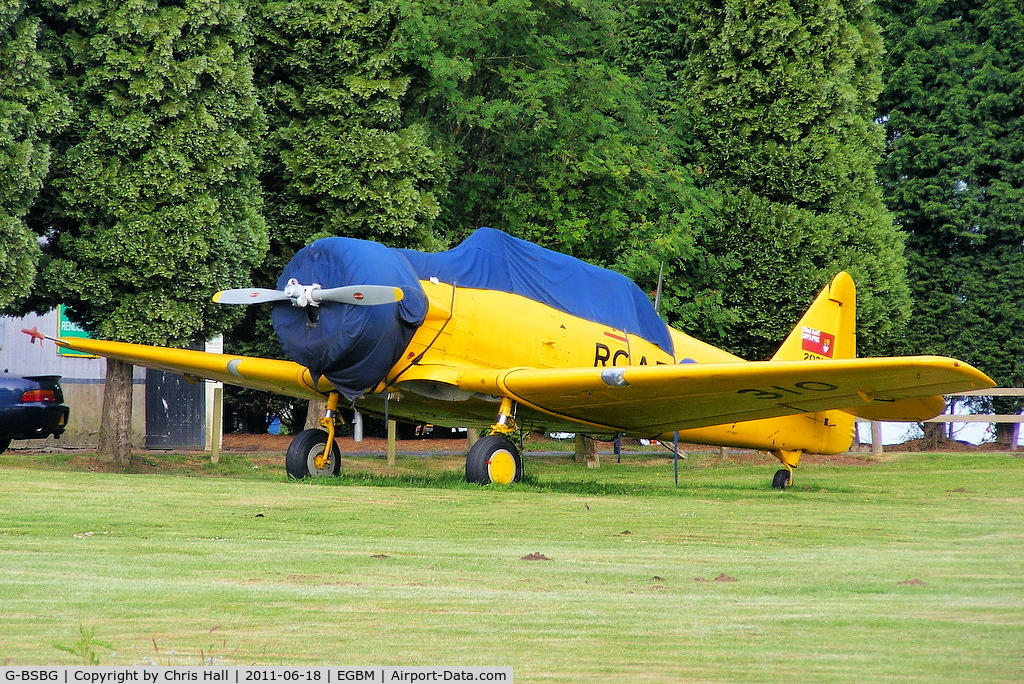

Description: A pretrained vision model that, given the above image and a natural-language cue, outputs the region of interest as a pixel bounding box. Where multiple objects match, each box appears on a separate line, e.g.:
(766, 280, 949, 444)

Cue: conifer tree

(679, 0, 910, 359)
(398, 0, 703, 288)
(877, 0, 1024, 440)
(222, 0, 448, 428)
(0, 0, 67, 309)
(251, 0, 445, 261)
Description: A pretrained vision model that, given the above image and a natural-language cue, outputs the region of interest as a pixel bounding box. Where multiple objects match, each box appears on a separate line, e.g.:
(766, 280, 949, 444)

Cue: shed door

(145, 370, 205, 449)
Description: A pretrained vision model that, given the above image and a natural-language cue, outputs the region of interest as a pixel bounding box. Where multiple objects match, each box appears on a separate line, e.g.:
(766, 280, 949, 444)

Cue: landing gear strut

(770, 449, 800, 490)
(465, 397, 524, 485)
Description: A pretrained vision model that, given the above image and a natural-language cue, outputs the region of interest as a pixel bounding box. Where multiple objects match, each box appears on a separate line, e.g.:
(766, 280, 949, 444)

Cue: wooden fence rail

(860, 388, 1024, 454)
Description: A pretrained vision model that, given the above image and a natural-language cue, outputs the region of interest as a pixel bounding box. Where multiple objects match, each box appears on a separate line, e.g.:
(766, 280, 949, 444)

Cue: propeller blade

(214, 283, 404, 307)
(313, 285, 405, 306)
(213, 288, 290, 304)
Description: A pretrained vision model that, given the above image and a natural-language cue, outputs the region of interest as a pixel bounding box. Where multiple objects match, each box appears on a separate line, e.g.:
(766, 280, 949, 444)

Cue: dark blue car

(0, 374, 70, 453)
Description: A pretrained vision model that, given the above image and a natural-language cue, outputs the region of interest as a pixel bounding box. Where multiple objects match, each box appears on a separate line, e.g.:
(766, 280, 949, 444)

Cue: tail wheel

(466, 434, 523, 485)
(770, 449, 799, 490)
(286, 428, 342, 479)
(772, 469, 792, 490)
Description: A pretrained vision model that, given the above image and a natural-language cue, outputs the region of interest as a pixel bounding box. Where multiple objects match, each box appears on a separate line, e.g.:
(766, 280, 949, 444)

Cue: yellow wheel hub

(313, 449, 331, 472)
(487, 449, 517, 485)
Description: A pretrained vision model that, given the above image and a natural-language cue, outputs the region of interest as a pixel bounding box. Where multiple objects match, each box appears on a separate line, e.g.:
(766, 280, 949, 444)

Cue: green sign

(57, 305, 96, 357)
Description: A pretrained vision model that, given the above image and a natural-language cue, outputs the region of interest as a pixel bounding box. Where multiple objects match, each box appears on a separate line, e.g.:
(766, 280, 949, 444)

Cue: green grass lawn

(1, 447, 1022, 681)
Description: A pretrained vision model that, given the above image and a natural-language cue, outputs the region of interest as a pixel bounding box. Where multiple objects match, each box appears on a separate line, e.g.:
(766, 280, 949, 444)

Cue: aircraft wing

(455, 356, 994, 434)
(47, 335, 994, 435)
(49, 337, 329, 399)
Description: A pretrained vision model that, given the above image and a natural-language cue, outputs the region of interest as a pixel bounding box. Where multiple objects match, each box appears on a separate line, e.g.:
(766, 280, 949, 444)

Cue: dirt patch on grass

(521, 552, 552, 561)
(889, 438, 1015, 452)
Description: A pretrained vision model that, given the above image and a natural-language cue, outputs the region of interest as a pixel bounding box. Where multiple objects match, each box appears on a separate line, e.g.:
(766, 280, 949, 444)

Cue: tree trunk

(304, 397, 327, 430)
(97, 359, 134, 467)
(574, 434, 599, 469)
(920, 422, 948, 451)
(993, 422, 1016, 447)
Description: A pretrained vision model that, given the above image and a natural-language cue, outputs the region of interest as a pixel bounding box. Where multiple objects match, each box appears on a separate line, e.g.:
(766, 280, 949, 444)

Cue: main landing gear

(465, 397, 524, 485)
(286, 392, 343, 479)
(286, 427, 342, 478)
(770, 449, 801, 490)
(286, 392, 526, 484)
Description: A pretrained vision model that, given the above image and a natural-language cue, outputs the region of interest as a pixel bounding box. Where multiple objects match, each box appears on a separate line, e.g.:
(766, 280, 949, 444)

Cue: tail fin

(765, 272, 858, 462)
(771, 272, 856, 361)
(771, 272, 948, 424)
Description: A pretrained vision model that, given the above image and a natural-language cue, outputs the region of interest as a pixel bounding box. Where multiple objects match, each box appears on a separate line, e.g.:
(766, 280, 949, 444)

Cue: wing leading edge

(52, 337, 330, 399)
(452, 356, 994, 435)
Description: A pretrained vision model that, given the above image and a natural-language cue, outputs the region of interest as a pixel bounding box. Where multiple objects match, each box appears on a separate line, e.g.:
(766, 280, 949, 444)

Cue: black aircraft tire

(465, 434, 524, 485)
(772, 469, 791, 490)
(286, 428, 342, 479)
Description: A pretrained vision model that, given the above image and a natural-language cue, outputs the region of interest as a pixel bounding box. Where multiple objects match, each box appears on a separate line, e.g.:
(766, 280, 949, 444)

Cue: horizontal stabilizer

(843, 395, 947, 422)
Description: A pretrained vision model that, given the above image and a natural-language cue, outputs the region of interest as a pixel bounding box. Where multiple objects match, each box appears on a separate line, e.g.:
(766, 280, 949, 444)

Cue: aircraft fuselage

(360, 281, 855, 455)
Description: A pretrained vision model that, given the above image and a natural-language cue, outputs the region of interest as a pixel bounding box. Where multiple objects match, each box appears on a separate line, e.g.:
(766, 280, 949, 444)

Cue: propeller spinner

(214, 279, 404, 307)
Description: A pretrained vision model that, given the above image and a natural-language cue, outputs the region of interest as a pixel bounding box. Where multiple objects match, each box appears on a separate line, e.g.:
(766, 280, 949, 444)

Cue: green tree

(252, 0, 445, 263)
(27, 0, 267, 464)
(678, 0, 910, 359)
(877, 0, 1024, 442)
(0, 0, 67, 309)
(224, 0, 449, 429)
(399, 0, 704, 292)
(611, 0, 729, 333)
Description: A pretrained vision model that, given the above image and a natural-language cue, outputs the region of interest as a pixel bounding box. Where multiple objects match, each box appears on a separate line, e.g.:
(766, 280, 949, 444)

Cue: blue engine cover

(273, 238, 428, 400)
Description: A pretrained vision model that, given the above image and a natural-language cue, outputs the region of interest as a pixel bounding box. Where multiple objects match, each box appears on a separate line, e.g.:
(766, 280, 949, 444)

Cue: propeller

(214, 279, 404, 308)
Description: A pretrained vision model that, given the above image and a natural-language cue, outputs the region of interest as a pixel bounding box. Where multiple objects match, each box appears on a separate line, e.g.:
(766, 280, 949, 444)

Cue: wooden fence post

(210, 386, 222, 465)
(871, 420, 883, 456)
(387, 419, 397, 466)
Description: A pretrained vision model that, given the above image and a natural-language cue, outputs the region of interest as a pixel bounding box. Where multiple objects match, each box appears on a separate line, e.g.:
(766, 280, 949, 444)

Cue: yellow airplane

(37, 228, 993, 488)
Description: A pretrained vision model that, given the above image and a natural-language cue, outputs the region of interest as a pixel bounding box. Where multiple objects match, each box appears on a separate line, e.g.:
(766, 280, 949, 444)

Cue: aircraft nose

(272, 237, 427, 400)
